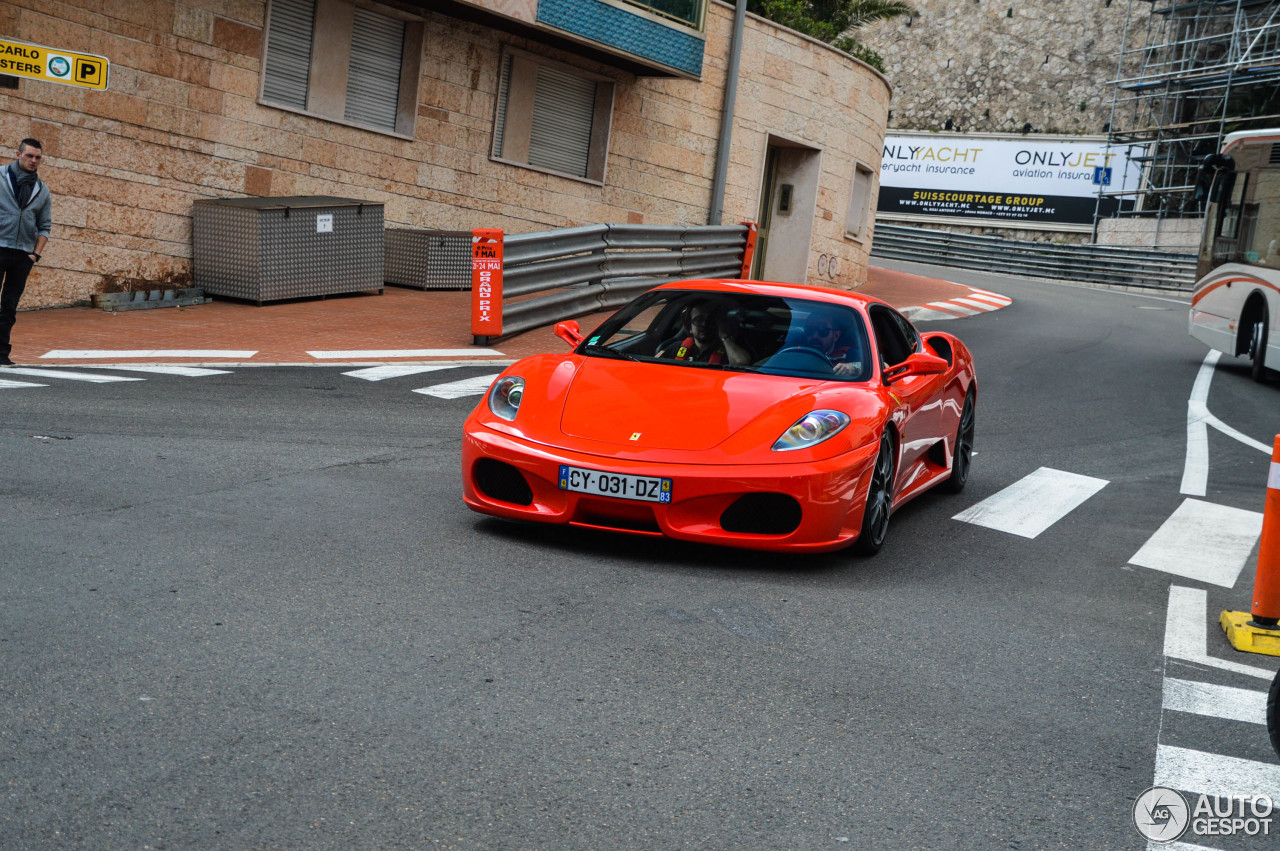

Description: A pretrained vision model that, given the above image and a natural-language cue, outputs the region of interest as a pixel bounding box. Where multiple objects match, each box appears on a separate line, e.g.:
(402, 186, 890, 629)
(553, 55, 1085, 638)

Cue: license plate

(558, 465, 672, 503)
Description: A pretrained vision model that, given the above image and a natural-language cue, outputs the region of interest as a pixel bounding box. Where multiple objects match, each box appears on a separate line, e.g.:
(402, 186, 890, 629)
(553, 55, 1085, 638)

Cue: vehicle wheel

(1248, 309, 1270, 383)
(854, 431, 896, 556)
(1269, 665, 1280, 759)
(941, 390, 975, 494)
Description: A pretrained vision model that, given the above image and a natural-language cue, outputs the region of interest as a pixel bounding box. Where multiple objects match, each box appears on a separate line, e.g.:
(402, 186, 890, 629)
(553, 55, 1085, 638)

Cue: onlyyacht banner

(877, 134, 1142, 229)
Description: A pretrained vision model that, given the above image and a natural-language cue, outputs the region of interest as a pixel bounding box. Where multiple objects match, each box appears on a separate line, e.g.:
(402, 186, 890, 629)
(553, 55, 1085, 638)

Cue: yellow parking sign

(0, 38, 109, 90)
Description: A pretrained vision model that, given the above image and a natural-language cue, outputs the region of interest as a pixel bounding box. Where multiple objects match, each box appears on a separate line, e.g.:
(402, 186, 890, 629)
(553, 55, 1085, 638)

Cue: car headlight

(488, 376, 525, 421)
(771, 410, 850, 451)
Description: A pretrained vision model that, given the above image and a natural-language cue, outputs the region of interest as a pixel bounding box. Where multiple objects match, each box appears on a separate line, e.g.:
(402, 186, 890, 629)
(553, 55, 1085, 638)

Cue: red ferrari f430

(462, 280, 977, 554)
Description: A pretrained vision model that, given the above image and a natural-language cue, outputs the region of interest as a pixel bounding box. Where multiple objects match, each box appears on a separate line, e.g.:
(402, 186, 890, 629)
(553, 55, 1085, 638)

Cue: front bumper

(461, 424, 881, 553)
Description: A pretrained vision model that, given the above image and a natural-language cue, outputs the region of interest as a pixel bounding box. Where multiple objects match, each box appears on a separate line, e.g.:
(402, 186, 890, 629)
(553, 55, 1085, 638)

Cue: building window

(491, 49, 615, 184)
(622, 0, 705, 30)
(845, 163, 875, 240)
(261, 0, 422, 137)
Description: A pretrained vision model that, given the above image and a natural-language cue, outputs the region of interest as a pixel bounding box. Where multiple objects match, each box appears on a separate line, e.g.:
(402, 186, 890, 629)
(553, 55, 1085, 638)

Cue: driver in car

(802, 312, 862, 376)
(659, 300, 751, 365)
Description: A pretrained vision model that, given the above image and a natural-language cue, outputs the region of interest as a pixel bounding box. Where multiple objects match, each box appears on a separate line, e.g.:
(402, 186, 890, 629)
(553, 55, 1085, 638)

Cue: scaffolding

(1101, 0, 1280, 222)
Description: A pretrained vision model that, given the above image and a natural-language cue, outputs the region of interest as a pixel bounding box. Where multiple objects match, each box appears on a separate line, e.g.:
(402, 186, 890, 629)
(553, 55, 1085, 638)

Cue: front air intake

(473, 458, 534, 506)
(720, 493, 802, 535)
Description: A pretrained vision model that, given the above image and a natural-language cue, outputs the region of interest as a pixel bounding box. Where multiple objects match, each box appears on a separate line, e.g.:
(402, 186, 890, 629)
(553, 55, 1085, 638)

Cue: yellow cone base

(1220, 610, 1280, 656)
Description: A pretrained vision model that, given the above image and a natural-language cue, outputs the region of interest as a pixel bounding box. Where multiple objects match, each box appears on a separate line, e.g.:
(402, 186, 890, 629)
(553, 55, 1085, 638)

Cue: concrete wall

(0, 0, 889, 309)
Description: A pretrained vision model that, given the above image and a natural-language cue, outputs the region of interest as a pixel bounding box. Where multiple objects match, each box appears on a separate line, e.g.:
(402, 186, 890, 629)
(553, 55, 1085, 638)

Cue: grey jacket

(0, 164, 51, 253)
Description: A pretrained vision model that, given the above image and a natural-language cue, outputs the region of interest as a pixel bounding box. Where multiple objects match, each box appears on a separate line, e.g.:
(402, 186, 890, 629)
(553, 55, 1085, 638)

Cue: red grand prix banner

(471, 229, 503, 341)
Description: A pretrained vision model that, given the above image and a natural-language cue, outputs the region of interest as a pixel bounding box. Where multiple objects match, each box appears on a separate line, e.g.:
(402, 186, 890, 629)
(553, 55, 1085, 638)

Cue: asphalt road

(3, 264, 1278, 850)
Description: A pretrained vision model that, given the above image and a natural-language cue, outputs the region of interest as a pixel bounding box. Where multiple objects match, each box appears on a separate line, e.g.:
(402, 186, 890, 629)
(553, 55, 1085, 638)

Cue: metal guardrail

(494, 223, 751, 340)
(869, 223, 1199, 290)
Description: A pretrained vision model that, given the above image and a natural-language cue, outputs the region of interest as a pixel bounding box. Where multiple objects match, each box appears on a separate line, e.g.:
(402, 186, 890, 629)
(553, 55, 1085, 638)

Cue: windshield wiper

(580, 344, 640, 361)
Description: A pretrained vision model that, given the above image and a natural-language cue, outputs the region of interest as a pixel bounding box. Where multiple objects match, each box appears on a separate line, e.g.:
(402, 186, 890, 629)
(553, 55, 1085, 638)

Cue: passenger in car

(802, 311, 863, 376)
(658, 299, 752, 365)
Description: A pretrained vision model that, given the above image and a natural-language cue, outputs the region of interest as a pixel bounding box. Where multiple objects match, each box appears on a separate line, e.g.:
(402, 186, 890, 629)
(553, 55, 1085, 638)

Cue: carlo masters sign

(877, 132, 1142, 230)
(0, 38, 109, 90)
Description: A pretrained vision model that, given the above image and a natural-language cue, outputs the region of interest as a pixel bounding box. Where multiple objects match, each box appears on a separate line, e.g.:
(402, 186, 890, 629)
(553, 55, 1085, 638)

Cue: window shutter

(344, 7, 405, 132)
(263, 0, 315, 110)
(493, 53, 513, 159)
(529, 66, 596, 179)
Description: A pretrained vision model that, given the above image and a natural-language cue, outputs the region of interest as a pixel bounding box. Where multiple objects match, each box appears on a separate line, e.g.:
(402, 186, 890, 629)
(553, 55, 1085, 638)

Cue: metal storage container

(385, 228, 472, 290)
(193, 196, 384, 304)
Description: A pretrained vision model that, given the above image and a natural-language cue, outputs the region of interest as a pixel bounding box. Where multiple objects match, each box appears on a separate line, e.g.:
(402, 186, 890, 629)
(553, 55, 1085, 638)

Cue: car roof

(652, 278, 893, 311)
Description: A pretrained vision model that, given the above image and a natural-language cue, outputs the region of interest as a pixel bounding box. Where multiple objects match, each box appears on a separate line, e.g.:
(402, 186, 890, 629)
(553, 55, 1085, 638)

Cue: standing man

(0, 138, 51, 366)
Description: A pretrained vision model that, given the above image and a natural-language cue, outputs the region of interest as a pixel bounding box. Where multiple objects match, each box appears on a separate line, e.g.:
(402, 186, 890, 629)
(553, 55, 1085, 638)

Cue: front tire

(854, 431, 896, 556)
(941, 389, 975, 494)
(1249, 309, 1270, 383)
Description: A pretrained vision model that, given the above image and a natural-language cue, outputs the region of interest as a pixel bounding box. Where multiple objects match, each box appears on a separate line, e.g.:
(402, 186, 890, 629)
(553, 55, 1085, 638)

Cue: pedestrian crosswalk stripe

(1162, 677, 1268, 725)
(85, 365, 232, 377)
(1154, 744, 1280, 799)
(1163, 586, 1275, 680)
(412, 374, 500, 399)
(0, 378, 45, 388)
(41, 349, 257, 359)
(0, 367, 144, 383)
(1129, 498, 1263, 587)
(952, 467, 1109, 538)
(308, 349, 502, 359)
(343, 364, 461, 381)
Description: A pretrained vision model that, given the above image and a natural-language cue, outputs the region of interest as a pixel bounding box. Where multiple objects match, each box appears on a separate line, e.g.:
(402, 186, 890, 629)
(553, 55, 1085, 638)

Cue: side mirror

(884, 352, 949, 384)
(554, 320, 584, 348)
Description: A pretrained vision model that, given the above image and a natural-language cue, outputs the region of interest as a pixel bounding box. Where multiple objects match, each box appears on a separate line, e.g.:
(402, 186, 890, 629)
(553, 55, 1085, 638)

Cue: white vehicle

(1189, 128, 1280, 382)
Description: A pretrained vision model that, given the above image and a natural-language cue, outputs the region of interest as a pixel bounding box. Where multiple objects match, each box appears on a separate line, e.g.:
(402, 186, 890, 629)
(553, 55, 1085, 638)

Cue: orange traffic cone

(1221, 435, 1280, 656)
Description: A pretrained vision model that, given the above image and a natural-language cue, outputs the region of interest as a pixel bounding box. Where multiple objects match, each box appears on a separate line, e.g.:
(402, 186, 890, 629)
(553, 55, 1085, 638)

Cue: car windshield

(577, 289, 874, 382)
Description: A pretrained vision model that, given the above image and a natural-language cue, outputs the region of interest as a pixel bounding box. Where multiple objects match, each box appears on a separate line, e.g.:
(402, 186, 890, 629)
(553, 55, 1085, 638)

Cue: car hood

(558, 359, 831, 452)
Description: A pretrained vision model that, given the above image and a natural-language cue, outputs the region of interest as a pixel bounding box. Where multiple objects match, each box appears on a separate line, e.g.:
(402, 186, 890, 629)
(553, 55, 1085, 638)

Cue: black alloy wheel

(941, 390, 975, 494)
(854, 431, 896, 556)
(1249, 309, 1270, 383)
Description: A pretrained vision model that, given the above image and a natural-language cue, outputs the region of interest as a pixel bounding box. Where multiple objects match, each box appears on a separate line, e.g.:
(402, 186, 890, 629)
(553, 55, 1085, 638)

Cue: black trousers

(0, 248, 34, 359)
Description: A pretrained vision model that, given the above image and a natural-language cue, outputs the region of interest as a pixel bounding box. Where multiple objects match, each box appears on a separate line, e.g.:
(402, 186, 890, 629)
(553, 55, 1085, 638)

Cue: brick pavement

(7, 267, 1005, 366)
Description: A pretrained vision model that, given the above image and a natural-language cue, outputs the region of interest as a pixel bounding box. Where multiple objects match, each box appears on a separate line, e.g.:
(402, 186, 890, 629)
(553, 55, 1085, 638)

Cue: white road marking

(927, 301, 979, 315)
(0, 378, 45, 388)
(84, 365, 232, 377)
(1163, 586, 1274, 680)
(342, 364, 461, 381)
(42, 349, 257, 358)
(308, 349, 503, 359)
(953, 296, 1002, 310)
(952, 467, 1109, 538)
(0, 368, 143, 383)
(1162, 677, 1267, 725)
(963, 293, 1012, 306)
(1129, 499, 1263, 587)
(1155, 744, 1280, 799)
(1147, 841, 1225, 851)
(1181, 350, 1272, 496)
(899, 307, 961, 322)
(412, 374, 500, 400)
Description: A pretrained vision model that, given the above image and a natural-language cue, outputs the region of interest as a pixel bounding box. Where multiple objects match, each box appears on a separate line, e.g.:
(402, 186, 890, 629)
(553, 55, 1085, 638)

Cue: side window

(1242, 167, 1279, 269)
(889, 309, 921, 354)
(261, 0, 422, 137)
(492, 48, 615, 184)
(868, 306, 913, 367)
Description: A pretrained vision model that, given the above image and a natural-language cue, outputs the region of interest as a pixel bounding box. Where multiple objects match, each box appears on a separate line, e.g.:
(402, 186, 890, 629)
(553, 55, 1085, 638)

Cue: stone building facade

(859, 0, 1149, 136)
(0, 0, 889, 309)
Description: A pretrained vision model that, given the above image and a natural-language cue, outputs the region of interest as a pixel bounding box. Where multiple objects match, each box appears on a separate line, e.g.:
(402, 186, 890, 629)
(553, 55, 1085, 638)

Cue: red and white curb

(901, 287, 1012, 322)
